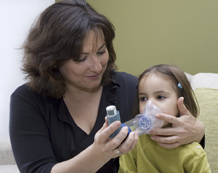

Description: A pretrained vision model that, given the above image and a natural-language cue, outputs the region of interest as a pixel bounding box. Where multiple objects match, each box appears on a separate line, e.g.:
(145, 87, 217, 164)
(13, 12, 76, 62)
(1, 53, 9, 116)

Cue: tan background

(57, 0, 218, 76)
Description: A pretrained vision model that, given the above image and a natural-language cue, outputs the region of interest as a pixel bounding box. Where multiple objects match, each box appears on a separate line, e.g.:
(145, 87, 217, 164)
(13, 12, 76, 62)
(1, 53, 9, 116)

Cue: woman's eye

(76, 56, 87, 62)
(140, 97, 148, 102)
(97, 50, 105, 55)
(157, 96, 165, 100)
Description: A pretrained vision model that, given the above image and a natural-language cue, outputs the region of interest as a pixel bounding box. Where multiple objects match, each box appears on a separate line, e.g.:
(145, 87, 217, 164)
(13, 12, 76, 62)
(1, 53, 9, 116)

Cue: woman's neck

(64, 84, 102, 100)
(63, 85, 103, 134)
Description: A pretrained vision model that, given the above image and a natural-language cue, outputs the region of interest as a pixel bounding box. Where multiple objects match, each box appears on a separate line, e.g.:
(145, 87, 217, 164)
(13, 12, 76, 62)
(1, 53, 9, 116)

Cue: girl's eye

(157, 96, 165, 100)
(139, 97, 148, 102)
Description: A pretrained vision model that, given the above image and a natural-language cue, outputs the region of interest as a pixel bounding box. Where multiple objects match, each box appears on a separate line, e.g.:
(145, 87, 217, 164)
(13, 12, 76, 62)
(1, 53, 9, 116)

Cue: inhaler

(106, 100, 164, 137)
(106, 105, 123, 138)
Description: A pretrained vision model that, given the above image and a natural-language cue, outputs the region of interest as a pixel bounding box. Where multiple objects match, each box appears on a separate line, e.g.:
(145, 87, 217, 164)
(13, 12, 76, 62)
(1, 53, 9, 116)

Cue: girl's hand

(93, 117, 138, 159)
(148, 97, 205, 149)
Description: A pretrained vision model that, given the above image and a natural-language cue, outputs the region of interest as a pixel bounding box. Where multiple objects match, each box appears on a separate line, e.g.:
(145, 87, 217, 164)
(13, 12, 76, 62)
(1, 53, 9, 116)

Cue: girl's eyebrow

(139, 90, 170, 95)
(155, 90, 170, 95)
(138, 92, 146, 96)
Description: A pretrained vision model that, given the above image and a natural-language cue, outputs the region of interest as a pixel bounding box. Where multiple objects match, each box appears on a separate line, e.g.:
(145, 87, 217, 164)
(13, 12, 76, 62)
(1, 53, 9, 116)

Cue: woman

(10, 0, 205, 172)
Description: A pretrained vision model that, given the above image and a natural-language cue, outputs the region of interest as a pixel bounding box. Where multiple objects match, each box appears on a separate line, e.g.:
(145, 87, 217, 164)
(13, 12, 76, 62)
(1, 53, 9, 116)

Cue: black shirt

(10, 71, 138, 173)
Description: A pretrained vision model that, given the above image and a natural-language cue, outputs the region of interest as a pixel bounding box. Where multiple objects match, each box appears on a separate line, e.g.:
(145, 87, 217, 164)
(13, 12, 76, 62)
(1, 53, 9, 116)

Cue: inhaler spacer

(124, 100, 164, 136)
(106, 100, 164, 138)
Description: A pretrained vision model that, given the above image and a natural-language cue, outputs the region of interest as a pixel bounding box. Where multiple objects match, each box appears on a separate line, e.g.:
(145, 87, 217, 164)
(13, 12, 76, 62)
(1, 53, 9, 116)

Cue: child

(119, 64, 211, 173)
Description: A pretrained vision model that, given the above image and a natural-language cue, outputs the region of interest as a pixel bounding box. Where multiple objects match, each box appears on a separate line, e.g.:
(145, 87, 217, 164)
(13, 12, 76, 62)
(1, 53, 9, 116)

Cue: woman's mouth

(86, 74, 100, 80)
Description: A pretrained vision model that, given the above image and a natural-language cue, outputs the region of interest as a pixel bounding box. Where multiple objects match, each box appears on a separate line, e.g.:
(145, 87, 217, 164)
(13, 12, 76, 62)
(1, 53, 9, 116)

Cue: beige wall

(57, 0, 218, 76)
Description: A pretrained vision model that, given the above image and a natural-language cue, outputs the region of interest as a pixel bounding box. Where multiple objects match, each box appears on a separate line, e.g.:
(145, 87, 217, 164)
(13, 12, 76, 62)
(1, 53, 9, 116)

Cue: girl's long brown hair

(132, 64, 199, 118)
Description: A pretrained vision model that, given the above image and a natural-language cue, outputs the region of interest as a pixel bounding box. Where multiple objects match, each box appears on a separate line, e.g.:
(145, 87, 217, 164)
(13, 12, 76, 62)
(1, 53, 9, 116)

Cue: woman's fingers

(95, 121, 128, 156)
(177, 97, 190, 116)
(150, 133, 183, 149)
(95, 121, 138, 158)
(177, 97, 197, 125)
(119, 131, 139, 152)
(148, 97, 204, 149)
(105, 126, 129, 150)
(95, 120, 121, 144)
(149, 126, 178, 136)
(112, 131, 138, 157)
(151, 113, 184, 132)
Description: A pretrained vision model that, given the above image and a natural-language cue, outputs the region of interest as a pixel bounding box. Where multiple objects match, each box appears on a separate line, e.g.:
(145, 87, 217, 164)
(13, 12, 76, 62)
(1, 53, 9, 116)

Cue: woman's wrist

(89, 142, 111, 162)
(194, 119, 205, 143)
(51, 143, 110, 173)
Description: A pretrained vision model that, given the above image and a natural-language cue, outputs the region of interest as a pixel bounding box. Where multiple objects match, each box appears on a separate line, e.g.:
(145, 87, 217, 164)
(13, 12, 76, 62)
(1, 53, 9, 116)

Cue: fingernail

(115, 121, 120, 126)
(123, 126, 128, 132)
(156, 114, 160, 118)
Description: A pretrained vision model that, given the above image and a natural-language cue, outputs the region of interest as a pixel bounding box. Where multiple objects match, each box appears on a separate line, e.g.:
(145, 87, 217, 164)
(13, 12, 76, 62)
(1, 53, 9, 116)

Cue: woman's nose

(90, 56, 102, 72)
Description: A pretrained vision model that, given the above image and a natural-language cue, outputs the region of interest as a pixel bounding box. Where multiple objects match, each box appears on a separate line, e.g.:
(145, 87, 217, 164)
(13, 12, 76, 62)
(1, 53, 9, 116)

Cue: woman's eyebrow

(98, 43, 106, 50)
(81, 43, 106, 55)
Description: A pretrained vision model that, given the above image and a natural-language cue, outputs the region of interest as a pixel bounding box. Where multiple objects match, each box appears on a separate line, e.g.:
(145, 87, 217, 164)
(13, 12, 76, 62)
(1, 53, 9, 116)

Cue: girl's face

(138, 73, 179, 127)
(59, 28, 109, 93)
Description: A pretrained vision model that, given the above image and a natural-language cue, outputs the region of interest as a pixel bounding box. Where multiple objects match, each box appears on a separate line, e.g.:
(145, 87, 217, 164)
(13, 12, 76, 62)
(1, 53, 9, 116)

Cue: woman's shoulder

(11, 84, 60, 103)
(11, 84, 33, 98)
(112, 71, 138, 86)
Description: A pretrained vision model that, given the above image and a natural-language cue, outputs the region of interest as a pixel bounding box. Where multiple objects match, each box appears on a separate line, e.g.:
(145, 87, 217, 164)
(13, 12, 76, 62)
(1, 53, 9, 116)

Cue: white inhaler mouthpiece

(124, 100, 164, 136)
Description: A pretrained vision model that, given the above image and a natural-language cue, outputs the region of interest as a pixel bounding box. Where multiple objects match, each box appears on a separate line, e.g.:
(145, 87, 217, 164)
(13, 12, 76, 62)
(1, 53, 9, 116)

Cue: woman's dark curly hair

(22, 0, 116, 98)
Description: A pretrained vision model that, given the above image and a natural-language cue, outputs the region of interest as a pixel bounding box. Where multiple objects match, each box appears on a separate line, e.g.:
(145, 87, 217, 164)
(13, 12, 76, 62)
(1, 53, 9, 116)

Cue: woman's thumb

(178, 97, 190, 116)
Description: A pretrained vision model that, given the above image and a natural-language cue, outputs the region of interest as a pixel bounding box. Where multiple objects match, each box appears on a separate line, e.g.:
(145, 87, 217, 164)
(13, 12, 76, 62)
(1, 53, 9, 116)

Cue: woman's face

(59, 29, 109, 92)
(138, 73, 179, 127)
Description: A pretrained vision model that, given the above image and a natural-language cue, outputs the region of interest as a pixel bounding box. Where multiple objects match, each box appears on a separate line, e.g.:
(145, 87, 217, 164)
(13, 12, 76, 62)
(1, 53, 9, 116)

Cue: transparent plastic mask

(124, 100, 164, 135)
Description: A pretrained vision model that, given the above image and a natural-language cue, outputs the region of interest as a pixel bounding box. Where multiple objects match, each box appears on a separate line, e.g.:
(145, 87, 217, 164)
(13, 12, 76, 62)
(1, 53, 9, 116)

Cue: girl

(119, 64, 211, 173)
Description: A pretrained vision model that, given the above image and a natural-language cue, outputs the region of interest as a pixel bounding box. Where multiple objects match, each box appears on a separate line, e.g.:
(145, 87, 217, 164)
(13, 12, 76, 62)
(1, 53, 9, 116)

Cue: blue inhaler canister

(106, 105, 122, 138)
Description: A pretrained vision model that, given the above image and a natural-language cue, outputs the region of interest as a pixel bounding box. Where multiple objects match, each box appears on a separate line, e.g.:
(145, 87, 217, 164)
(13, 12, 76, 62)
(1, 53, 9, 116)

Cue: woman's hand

(93, 117, 138, 159)
(52, 118, 138, 173)
(149, 97, 205, 149)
